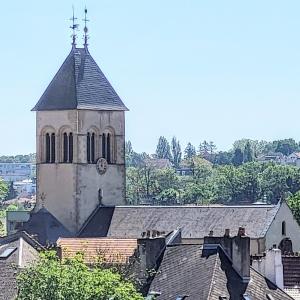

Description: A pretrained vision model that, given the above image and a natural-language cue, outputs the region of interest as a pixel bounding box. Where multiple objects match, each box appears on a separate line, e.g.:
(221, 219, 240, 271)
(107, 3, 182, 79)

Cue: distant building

(144, 158, 172, 169)
(13, 179, 36, 197)
(286, 152, 300, 167)
(0, 163, 35, 182)
(257, 152, 286, 164)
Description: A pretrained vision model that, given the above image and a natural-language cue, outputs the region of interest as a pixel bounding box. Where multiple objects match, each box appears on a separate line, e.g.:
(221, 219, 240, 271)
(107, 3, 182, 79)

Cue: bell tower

(32, 12, 128, 233)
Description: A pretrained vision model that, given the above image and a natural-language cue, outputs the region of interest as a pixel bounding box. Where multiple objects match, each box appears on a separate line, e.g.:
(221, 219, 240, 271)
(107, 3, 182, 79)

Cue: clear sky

(1, 1, 300, 155)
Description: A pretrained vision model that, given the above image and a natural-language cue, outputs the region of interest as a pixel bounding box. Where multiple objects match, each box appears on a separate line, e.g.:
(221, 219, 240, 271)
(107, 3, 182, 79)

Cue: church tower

(32, 17, 128, 233)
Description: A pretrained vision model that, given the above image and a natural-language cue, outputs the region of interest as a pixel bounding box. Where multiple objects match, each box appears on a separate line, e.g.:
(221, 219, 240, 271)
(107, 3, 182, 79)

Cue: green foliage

(0, 179, 8, 201)
(288, 191, 300, 225)
(243, 141, 253, 163)
(184, 142, 196, 160)
(17, 251, 143, 300)
(5, 181, 17, 200)
(232, 148, 244, 166)
(126, 160, 300, 206)
(156, 136, 171, 160)
(171, 137, 182, 168)
(0, 153, 36, 163)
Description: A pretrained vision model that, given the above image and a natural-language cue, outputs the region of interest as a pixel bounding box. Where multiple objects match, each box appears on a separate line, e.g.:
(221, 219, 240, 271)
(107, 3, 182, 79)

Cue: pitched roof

(57, 238, 137, 264)
(32, 47, 128, 111)
(80, 204, 280, 239)
(0, 235, 40, 300)
(149, 245, 293, 300)
(20, 208, 73, 246)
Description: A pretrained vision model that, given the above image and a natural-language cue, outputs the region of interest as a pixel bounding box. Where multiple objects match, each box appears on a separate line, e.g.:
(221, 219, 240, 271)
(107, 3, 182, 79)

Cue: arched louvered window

(87, 132, 97, 164)
(107, 133, 111, 163)
(51, 133, 56, 163)
(101, 130, 115, 164)
(63, 133, 68, 162)
(45, 133, 51, 163)
(87, 133, 91, 163)
(62, 132, 73, 163)
(69, 133, 73, 163)
(102, 134, 106, 160)
(91, 133, 95, 163)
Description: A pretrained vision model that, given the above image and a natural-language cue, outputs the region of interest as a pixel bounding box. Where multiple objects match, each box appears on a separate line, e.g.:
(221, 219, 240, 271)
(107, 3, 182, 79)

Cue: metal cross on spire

(70, 6, 79, 47)
(83, 7, 89, 47)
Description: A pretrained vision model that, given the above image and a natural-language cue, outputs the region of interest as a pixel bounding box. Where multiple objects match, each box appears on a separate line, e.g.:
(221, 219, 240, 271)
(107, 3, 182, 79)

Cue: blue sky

(1, 1, 300, 155)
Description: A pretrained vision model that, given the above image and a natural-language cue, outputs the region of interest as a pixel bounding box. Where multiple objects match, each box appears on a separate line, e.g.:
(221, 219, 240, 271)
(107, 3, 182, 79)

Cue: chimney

(137, 232, 166, 282)
(231, 228, 250, 283)
(252, 247, 284, 290)
(203, 227, 250, 283)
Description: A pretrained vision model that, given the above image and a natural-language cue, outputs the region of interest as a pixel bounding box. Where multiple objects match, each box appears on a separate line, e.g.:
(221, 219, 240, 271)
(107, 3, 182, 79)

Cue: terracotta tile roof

(282, 255, 300, 287)
(57, 238, 138, 264)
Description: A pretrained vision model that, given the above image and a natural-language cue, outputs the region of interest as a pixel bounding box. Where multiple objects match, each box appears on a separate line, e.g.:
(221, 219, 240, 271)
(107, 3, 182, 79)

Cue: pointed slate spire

(32, 48, 128, 111)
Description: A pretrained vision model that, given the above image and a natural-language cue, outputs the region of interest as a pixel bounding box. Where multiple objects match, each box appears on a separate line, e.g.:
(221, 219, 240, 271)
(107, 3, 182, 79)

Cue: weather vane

(70, 6, 79, 46)
(83, 7, 89, 47)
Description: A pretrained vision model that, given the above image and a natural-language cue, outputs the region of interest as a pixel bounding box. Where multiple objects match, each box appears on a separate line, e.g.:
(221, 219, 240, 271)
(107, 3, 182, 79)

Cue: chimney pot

(224, 229, 230, 237)
(209, 230, 214, 237)
(238, 227, 245, 236)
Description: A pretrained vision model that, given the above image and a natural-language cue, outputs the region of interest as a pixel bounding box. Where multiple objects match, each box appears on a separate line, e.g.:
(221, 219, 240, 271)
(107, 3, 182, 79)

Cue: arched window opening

(63, 133, 68, 163)
(91, 133, 95, 163)
(102, 134, 106, 160)
(107, 133, 111, 163)
(87, 133, 91, 163)
(69, 133, 73, 163)
(51, 133, 56, 163)
(45, 133, 51, 163)
(282, 221, 286, 236)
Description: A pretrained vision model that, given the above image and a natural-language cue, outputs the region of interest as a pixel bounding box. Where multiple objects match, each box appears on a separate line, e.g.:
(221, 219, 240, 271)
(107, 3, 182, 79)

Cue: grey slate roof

(149, 245, 293, 300)
(32, 47, 128, 111)
(80, 204, 280, 239)
(0, 233, 41, 300)
(20, 208, 73, 246)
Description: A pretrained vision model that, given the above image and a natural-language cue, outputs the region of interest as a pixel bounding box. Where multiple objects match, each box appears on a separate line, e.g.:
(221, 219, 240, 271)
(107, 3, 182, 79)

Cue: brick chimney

(204, 227, 250, 283)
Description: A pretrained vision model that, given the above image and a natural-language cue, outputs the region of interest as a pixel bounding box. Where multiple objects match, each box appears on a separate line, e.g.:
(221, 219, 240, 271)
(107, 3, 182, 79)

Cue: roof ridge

(207, 253, 219, 299)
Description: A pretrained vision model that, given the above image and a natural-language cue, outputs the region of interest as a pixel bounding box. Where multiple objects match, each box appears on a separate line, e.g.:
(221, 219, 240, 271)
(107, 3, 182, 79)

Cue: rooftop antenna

(83, 7, 89, 48)
(70, 6, 79, 47)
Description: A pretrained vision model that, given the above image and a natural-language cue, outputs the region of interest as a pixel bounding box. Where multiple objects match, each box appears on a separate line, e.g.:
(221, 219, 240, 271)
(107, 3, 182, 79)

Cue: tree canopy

(17, 251, 143, 300)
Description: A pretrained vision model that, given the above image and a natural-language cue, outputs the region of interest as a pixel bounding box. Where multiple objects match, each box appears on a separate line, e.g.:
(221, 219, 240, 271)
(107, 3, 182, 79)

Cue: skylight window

(0, 247, 17, 259)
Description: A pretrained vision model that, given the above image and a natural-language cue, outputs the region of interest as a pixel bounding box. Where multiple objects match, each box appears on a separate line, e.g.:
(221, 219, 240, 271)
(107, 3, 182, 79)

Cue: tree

(243, 141, 253, 163)
(17, 251, 143, 300)
(288, 192, 300, 225)
(184, 143, 196, 160)
(0, 179, 8, 201)
(5, 182, 17, 200)
(155, 136, 171, 160)
(273, 139, 299, 156)
(232, 148, 244, 166)
(171, 137, 182, 168)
